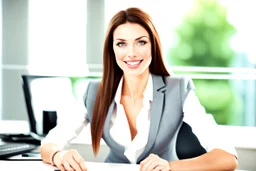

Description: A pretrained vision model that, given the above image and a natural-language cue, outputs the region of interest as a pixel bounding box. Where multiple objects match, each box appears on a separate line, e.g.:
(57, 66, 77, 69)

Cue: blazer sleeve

(181, 77, 238, 158)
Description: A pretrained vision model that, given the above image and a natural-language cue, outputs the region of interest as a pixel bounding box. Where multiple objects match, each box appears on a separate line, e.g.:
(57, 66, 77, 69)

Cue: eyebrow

(114, 36, 149, 41)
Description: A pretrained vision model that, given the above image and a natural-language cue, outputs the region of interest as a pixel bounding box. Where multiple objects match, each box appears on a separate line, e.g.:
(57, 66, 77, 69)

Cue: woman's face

(113, 22, 152, 77)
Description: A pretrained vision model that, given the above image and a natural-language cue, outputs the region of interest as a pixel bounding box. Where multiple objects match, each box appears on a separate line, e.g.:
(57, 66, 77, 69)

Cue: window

(104, 0, 256, 127)
(28, 0, 88, 75)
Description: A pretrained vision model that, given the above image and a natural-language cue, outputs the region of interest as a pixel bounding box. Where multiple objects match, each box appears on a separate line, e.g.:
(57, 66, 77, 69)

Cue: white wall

(1, 0, 29, 121)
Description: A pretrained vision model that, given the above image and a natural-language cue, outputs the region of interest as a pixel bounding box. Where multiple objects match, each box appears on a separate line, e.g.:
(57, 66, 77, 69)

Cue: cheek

(139, 46, 151, 58)
(113, 48, 125, 68)
(114, 47, 125, 61)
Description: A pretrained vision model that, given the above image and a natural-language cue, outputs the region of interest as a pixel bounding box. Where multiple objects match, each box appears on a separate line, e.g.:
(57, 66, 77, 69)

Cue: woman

(40, 7, 238, 171)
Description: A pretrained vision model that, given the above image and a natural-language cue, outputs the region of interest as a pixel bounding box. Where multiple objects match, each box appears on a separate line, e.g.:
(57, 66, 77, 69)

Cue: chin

(124, 69, 148, 77)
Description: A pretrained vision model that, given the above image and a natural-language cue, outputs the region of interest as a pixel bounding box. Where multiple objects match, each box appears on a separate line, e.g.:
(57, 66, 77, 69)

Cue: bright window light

(28, 0, 88, 75)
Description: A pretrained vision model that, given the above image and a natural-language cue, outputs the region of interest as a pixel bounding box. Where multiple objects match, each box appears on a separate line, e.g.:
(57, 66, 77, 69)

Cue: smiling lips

(124, 60, 143, 69)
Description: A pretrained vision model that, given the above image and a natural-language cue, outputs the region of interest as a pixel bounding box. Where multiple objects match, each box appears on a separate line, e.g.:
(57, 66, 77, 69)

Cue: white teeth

(126, 61, 140, 65)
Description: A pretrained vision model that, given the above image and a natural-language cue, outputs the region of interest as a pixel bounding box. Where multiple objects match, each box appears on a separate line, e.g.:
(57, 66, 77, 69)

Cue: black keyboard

(0, 142, 37, 159)
(0, 133, 42, 145)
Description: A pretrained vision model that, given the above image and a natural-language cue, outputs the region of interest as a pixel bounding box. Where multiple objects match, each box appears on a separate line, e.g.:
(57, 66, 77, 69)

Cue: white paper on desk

(86, 161, 140, 171)
(0, 161, 140, 171)
(0, 161, 55, 171)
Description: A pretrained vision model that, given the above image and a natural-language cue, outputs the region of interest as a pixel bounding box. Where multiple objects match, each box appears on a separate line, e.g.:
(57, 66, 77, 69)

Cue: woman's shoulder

(163, 74, 192, 82)
(161, 75, 195, 104)
(83, 79, 101, 98)
(86, 79, 101, 93)
(88, 78, 101, 86)
(161, 75, 194, 88)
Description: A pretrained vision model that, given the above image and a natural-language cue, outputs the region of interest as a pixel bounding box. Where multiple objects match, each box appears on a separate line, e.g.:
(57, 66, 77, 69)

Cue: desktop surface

(0, 160, 247, 171)
(0, 161, 139, 171)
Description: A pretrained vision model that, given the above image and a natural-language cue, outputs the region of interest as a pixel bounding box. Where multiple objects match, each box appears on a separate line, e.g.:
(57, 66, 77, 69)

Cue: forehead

(113, 22, 149, 39)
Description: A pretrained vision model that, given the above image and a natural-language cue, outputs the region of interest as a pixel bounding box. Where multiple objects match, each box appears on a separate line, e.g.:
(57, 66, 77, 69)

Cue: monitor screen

(22, 75, 96, 136)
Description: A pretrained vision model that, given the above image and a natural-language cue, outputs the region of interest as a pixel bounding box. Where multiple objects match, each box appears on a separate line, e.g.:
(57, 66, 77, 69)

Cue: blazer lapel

(103, 99, 125, 153)
(138, 74, 166, 162)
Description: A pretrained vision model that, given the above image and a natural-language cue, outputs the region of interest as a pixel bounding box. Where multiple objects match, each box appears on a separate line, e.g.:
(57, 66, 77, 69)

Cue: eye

(116, 42, 126, 47)
(138, 40, 147, 45)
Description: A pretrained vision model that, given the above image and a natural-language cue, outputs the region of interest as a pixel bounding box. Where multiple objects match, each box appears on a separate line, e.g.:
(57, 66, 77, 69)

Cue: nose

(127, 44, 136, 58)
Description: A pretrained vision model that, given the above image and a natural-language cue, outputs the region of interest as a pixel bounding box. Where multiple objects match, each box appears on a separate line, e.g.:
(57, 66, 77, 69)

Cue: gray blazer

(84, 74, 202, 164)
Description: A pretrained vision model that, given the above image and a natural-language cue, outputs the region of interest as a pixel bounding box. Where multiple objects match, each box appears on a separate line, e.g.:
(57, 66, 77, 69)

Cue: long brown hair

(91, 7, 170, 155)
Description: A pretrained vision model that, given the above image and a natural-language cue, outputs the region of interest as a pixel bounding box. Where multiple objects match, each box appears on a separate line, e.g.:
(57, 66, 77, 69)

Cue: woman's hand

(140, 154, 171, 171)
(53, 149, 87, 171)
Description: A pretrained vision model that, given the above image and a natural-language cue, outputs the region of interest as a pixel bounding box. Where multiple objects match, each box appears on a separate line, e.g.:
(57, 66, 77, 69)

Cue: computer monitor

(22, 75, 74, 137)
(21, 75, 99, 137)
(22, 75, 60, 136)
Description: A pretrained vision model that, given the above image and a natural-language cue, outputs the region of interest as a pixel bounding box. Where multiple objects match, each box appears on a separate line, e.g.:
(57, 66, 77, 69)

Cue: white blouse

(42, 74, 237, 163)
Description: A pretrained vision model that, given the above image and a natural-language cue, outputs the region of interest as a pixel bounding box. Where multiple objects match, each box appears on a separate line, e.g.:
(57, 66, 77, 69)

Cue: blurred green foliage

(168, 0, 243, 125)
(69, 76, 101, 98)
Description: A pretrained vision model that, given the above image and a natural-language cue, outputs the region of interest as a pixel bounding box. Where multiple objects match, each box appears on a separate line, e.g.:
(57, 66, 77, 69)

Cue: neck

(122, 71, 150, 102)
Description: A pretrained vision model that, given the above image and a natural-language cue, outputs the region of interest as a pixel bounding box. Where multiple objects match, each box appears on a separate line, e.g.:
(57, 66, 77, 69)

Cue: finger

(67, 158, 82, 171)
(141, 154, 160, 171)
(72, 153, 87, 171)
(59, 164, 66, 171)
(140, 158, 153, 171)
(153, 165, 165, 171)
(63, 161, 74, 171)
(140, 153, 156, 167)
(162, 167, 171, 171)
(147, 160, 161, 171)
(140, 155, 151, 165)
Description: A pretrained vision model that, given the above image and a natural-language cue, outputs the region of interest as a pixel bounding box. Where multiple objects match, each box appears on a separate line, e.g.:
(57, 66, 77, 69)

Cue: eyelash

(116, 40, 147, 47)
(138, 40, 147, 45)
(116, 42, 125, 47)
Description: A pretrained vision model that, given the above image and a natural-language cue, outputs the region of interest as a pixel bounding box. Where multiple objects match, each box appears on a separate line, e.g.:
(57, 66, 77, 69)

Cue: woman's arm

(176, 80, 238, 170)
(169, 149, 238, 171)
(40, 143, 62, 164)
(40, 95, 89, 168)
(40, 143, 87, 171)
(140, 149, 237, 171)
(40, 112, 88, 171)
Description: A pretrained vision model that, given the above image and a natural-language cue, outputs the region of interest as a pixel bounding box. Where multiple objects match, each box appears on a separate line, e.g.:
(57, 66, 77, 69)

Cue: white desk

(0, 161, 140, 171)
(0, 160, 247, 171)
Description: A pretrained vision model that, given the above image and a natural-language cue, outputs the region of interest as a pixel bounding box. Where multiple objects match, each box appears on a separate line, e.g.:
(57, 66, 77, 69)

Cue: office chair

(176, 122, 207, 159)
